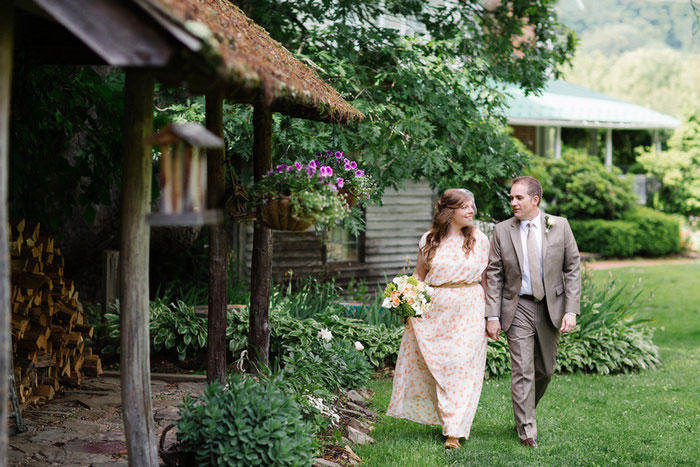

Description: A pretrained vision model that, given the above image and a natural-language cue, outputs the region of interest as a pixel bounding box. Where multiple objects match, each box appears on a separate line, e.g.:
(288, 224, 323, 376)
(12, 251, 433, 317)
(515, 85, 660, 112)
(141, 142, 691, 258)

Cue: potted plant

(251, 157, 350, 231)
(313, 151, 377, 208)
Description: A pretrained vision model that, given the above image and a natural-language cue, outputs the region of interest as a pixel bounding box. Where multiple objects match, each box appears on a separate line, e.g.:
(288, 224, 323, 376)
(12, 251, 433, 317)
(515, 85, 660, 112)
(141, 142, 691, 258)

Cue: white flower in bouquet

(354, 341, 364, 351)
(318, 328, 333, 341)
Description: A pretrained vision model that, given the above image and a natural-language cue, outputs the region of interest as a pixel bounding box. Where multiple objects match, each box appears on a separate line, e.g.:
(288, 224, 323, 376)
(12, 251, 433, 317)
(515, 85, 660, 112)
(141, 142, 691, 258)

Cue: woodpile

(9, 219, 103, 407)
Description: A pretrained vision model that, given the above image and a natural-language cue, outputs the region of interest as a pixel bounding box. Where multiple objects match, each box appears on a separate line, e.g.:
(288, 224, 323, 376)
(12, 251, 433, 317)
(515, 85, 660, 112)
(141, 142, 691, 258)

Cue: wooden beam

(0, 2, 14, 462)
(205, 95, 228, 384)
(119, 69, 158, 466)
(248, 104, 273, 372)
(34, 0, 175, 67)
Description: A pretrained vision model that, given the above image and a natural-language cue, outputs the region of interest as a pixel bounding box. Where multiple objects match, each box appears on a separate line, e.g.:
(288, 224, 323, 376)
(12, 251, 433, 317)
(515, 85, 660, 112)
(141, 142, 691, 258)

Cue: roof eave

(507, 117, 680, 130)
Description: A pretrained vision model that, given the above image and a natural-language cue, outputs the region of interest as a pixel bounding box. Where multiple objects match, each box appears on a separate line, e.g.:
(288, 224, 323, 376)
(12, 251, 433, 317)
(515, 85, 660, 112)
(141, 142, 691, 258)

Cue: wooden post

(0, 3, 14, 464)
(248, 104, 273, 371)
(119, 69, 158, 466)
(102, 250, 120, 313)
(206, 95, 228, 384)
(554, 126, 562, 159)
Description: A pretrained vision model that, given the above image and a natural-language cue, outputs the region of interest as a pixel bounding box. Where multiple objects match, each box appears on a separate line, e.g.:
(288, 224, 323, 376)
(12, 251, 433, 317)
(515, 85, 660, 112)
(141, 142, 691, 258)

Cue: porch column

(0, 3, 14, 464)
(605, 128, 613, 171)
(653, 129, 661, 153)
(554, 126, 562, 159)
(120, 69, 158, 466)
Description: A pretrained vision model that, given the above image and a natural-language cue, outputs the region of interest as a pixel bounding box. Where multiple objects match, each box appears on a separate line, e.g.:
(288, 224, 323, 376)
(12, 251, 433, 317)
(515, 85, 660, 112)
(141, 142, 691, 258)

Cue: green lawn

(354, 263, 700, 466)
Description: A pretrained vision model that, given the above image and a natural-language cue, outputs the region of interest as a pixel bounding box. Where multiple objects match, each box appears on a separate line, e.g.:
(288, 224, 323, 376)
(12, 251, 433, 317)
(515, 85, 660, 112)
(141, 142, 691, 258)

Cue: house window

(326, 226, 359, 262)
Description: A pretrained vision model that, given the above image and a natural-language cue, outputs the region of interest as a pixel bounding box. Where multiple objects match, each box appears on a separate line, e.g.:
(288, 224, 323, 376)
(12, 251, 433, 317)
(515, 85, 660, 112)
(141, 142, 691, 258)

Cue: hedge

(570, 207, 681, 257)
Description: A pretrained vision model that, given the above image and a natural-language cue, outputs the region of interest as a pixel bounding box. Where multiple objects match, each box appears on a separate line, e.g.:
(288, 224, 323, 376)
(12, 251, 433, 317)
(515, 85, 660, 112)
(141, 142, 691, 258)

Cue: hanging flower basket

(261, 196, 313, 231)
(339, 187, 357, 209)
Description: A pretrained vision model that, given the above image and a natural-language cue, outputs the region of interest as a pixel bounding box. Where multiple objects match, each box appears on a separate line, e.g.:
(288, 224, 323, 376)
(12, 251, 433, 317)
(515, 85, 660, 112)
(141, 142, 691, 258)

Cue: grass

(354, 263, 700, 466)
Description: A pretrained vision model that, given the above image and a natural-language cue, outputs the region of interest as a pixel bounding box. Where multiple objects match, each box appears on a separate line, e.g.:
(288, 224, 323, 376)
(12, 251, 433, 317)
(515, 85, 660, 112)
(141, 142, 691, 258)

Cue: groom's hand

(486, 320, 501, 340)
(560, 313, 576, 333)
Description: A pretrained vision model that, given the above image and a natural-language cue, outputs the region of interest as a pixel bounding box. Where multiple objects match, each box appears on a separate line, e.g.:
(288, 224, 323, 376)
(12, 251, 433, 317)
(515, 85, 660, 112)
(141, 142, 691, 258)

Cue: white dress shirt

(519, 212, 543, 296)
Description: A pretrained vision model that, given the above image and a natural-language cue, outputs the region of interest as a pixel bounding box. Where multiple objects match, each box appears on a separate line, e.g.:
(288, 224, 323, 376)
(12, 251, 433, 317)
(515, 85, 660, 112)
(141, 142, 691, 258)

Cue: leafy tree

(637, 115, 700, 216)
(213, 0, 577, 220)
(9, 64, 125, 230)
(524, 148, 637, 220)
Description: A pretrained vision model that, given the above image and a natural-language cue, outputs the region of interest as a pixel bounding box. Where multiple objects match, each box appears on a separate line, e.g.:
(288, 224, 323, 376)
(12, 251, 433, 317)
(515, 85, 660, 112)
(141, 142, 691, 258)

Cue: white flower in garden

(318, 328, 333, 341)
(354, 341, 364, 351)
(381, 297, 392, 308)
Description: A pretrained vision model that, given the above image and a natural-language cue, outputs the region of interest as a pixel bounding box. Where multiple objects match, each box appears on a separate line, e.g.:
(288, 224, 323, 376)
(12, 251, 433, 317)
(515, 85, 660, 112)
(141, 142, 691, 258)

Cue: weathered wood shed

(1, 1, 362, 465)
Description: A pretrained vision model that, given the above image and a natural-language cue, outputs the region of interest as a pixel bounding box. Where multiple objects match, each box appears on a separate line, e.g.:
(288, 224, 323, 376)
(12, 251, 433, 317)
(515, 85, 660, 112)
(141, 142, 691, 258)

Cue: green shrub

(176, 374, 314, 467)
(570, 207, 682, 257)
(282, 339, 372, 394)
(637, 114, 700, 217)
(151, 300, 207, 361)
(570, 219, 640, 257)
(226, 307, 402, 369)
(484, 269, 659, 377)
(485, 338, 510, 379)
(622, 206, 682, 256)
(524, 148, 637, 219)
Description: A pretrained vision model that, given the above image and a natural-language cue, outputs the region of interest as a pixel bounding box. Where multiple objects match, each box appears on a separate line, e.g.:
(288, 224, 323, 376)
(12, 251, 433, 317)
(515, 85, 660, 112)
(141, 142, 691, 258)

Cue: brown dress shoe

(521, 438, 538, 448)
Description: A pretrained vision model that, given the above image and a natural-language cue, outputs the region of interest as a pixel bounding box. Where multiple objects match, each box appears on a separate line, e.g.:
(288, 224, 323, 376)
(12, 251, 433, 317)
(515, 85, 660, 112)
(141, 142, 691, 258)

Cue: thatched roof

(143, 0, 364, 124)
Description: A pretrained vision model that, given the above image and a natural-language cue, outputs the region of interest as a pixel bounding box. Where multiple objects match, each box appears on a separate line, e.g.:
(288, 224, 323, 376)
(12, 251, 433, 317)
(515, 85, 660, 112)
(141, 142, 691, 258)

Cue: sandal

(444, 436, 461, 449)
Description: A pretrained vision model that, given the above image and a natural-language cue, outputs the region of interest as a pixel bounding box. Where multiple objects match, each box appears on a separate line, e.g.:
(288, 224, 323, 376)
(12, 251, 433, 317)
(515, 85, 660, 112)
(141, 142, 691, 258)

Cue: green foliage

(570, 219, 641, 257)
(176, 374, 314, 467)
(282, 339, 373, 395)
(622, 206, 682, 256)
(570, 207, 681, 257)
(271, 277, 345, 320)
(151, 1, 576, 221)
(525, 148, 637, 219)
(485, 338, 511, 380)
(637, 115, 700, 216)
(9, 65, 125, 229)
(227, 306, 402, 369)
(150, 300, 208, 361)
(485, 269, 659, 378)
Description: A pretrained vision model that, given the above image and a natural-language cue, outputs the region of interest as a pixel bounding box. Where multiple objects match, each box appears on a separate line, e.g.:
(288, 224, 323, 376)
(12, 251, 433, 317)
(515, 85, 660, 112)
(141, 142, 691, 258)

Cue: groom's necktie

(527, 222, 545, 301)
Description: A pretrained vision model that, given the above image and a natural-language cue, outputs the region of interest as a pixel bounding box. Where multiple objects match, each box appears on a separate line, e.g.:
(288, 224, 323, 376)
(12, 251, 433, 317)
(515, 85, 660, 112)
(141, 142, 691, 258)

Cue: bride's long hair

(421, 188, 477, 267)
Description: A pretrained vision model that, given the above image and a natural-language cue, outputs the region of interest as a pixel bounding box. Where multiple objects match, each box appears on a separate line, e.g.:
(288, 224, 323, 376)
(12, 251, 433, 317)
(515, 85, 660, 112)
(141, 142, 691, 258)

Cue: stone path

(9, 376, 205, 466)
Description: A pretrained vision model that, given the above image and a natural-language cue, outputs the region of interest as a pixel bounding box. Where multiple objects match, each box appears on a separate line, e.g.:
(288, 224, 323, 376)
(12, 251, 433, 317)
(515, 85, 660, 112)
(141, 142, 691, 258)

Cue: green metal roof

(504, 80, 680, 129)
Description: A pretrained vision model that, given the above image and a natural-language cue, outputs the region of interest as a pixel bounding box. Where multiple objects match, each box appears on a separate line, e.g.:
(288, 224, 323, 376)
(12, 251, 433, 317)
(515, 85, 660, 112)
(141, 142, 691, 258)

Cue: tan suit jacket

(485, 213, 581, 331)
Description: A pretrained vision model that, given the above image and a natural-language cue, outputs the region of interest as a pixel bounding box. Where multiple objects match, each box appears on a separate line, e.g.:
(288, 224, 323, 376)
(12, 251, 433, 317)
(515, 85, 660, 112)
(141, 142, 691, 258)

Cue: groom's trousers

(506, 296, 560, 441)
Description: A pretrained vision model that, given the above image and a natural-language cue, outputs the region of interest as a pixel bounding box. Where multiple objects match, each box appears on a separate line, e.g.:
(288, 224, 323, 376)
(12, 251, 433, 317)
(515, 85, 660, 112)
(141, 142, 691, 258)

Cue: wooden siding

(363, 180, 436, 288)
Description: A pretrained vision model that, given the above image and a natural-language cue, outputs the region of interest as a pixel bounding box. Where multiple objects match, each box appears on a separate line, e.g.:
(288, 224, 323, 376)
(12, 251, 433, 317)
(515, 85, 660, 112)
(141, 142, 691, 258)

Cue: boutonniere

(545, 215, 555, 233)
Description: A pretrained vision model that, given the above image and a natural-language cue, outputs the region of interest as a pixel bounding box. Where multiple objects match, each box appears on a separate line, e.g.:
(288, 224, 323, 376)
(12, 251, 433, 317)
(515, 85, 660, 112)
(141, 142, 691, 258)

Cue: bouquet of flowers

(381, 275, 433, 320)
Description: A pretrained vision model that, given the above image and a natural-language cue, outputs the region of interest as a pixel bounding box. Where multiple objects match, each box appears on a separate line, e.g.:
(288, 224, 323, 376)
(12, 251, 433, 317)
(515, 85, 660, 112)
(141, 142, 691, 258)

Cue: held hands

(485, 320, 501, 341)
(560, 313, 577, 333)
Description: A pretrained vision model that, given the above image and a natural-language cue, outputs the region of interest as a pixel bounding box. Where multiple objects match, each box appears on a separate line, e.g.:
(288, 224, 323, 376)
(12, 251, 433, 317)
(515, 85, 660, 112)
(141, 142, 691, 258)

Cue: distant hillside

(557, 0, 699, 55)
(558, 0, 700, 118)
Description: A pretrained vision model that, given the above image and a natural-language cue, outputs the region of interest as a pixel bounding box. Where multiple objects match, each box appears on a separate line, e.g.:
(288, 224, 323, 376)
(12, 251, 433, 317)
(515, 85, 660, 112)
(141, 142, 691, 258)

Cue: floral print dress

(387, 230, 489, 438)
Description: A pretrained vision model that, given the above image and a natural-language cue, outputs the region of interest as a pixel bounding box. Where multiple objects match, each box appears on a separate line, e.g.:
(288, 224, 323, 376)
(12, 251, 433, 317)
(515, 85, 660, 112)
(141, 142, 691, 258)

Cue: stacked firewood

(9, 219, 103, 407)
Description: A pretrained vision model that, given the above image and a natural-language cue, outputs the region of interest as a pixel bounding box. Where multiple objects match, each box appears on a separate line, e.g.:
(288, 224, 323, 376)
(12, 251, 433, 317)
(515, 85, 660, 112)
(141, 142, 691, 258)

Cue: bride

(386, 188, 490, 449)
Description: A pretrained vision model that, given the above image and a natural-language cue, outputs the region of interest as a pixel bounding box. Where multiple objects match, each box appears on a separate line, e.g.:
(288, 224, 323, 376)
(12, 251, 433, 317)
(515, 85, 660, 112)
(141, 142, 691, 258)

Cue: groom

(485, 176, 581, 448)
